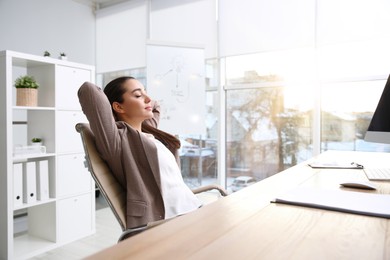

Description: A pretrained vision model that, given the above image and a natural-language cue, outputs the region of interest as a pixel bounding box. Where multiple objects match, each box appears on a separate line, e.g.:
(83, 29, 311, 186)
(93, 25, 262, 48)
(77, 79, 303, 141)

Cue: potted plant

(43, 51, 51, 57)
(31, 138, 43, 146)
(14, 75, 39, 106)
(59, 52, 67, 60)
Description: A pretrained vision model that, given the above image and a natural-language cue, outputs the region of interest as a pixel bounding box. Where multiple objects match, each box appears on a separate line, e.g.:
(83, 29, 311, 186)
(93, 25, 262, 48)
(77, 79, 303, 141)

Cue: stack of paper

(274, 187, 390, 218)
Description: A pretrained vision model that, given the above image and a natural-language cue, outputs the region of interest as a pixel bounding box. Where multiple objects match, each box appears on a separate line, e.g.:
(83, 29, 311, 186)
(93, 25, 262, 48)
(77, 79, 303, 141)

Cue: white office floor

(29, 192, 220, 260)
(30, 196, 121, 260)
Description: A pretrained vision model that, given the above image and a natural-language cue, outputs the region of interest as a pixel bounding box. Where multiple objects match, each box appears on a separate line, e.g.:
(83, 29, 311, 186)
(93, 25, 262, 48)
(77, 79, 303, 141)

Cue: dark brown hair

(104, 76, 180, 152)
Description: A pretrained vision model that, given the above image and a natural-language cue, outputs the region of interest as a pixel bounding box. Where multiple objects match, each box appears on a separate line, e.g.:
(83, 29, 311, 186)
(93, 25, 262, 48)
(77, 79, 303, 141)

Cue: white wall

(0, 0, 96, 65)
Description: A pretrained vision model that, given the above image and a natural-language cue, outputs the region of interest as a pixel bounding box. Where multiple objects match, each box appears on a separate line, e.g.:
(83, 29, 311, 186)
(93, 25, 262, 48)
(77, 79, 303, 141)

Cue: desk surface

(86, 151, 390, 260)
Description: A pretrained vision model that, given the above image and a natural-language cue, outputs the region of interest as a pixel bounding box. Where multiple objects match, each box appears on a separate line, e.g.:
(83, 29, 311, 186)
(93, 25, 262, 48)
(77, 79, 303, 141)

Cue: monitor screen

(364, 74, 390, 144)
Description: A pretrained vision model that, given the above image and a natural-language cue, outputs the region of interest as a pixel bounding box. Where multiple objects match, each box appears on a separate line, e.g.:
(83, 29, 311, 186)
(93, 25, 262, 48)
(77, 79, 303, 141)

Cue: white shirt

(151, 137, 202, 219)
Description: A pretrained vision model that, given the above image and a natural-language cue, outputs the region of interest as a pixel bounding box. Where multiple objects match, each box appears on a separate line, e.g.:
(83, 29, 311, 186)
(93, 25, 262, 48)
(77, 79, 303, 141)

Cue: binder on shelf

(36, 160, 49, 200)
(13, 163, 24, 207)
(23, 161, 37, 204)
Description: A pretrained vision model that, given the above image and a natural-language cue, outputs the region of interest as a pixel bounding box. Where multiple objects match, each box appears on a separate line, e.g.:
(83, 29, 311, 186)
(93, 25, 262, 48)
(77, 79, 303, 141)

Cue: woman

(78, 77, 201, 229)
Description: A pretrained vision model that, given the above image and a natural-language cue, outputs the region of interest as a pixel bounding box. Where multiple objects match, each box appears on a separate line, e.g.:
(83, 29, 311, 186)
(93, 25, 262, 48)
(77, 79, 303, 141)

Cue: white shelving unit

(0, 50, 96, 260)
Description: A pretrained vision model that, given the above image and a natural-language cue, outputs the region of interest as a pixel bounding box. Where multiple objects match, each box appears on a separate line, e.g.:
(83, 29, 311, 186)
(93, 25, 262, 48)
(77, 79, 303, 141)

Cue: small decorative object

(14, 75, 39, 106)
(43, 51, 51, 57)
(59, 52, 67, 60)
(13, 138, 46, 156)
(31, 138, 43, 146)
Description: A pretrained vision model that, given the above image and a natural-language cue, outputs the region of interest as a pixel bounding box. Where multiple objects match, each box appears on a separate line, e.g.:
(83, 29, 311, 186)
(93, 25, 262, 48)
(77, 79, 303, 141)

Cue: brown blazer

(78, 81, 170, 228)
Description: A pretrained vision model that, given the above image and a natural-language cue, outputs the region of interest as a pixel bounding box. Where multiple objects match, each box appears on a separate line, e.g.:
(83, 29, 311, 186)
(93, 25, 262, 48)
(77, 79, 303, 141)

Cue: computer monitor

(364, 74, 390, 144)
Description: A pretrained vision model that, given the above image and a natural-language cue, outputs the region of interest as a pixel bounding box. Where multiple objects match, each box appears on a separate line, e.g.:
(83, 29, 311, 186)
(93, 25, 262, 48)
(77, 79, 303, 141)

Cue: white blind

(218, 0, 316, 57)
(150, 0, 217, 59)
(96, 0, 148, 73)
(316, 0, 390, 45)
(316, 0, 390, 79)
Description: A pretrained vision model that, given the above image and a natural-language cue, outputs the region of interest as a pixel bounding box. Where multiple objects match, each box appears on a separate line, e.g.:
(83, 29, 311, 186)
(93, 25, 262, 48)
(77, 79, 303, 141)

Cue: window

(223, 49, 315, 191)
(320, 80, 390, 153)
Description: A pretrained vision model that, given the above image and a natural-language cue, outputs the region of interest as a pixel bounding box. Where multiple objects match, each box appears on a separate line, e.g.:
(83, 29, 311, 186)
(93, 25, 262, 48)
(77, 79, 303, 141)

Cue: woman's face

(113, 79, 153, 124)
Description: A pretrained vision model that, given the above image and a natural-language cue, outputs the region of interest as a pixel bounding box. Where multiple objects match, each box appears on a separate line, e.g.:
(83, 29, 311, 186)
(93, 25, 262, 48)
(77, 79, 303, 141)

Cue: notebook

(273, 187, 390, 218)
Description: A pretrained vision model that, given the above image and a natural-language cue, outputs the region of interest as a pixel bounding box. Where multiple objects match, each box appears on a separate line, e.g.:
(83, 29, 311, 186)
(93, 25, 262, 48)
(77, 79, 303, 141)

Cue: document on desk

(308, 161, 363, 169)
(274, 187, 390, 218)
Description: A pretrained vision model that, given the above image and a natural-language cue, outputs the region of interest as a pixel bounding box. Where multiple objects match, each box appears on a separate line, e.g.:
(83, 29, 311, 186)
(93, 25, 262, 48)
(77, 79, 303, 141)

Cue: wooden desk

(86, 151, 390, 259)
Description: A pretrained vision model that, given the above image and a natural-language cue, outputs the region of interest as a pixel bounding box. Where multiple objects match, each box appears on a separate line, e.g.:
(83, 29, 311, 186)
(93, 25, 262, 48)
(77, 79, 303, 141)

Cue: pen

(351, 162, 364, 168)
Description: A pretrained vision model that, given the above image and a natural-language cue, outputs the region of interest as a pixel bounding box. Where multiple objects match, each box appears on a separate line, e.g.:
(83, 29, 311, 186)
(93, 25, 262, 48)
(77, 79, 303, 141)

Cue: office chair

(75, 123, 227, 242)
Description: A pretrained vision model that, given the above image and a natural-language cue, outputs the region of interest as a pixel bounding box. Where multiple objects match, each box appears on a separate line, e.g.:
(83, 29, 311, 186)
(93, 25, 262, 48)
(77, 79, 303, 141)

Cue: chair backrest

(75, 123, 127, 231)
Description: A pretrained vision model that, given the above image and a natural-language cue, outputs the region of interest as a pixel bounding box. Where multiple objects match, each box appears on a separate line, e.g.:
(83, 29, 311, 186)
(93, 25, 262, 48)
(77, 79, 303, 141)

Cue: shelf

(14, 233, 57, 259)
(12, 56, 53, 68)
(13, 106, 55, 111)
(13, 153, 56, 162)
(13, 198, 56, 211)
(1, 50, 96, 260)
(7, 50, 95, 70)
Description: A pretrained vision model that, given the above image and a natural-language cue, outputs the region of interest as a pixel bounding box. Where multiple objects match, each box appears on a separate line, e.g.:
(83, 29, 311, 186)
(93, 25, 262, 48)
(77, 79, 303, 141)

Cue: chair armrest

(118, 186, 228, 242)
(118, 225, 148, 242)
(119, 218, 173, 242)
(191, 184, 228, 197)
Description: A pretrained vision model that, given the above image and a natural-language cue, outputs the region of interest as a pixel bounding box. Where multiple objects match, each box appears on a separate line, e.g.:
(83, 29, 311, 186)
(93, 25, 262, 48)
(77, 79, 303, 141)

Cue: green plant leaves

(14, 75, 39, 89)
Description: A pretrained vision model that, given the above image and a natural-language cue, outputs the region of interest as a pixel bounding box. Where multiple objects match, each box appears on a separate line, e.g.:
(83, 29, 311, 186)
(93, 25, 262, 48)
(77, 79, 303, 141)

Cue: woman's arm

(78, 82, 121, 160)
